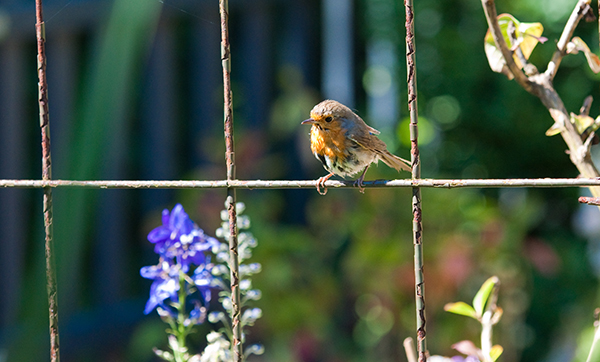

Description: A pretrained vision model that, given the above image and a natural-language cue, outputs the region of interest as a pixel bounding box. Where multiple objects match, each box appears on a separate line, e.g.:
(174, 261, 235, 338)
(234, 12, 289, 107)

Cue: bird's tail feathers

(379, 151, 411, 172)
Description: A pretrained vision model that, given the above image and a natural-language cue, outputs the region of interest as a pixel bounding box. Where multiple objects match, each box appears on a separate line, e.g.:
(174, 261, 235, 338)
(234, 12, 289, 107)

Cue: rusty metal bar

(219, 0, 242, 360)
(35, 0, 60, 361)
(3, 178, 600, 189)
(404, 0, 427, 359)
(579, 196, 600, 206)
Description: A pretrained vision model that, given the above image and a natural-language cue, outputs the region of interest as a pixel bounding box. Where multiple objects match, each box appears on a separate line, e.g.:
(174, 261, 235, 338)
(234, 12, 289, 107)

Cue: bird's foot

(316, 177, 328, 195)
(353, 167, 369, 193)
(353, 178, 366, 194)
(316, 173, 334, 195)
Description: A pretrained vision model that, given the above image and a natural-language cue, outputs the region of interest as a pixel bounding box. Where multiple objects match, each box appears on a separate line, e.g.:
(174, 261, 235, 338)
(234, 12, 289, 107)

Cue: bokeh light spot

(363, 66, 392, 97)
(428, 95, 461, 128)
(398, 116, 436, 147)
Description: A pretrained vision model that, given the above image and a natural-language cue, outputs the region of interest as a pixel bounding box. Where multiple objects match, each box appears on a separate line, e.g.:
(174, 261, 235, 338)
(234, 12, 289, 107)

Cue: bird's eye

(325, 116, 333, 123)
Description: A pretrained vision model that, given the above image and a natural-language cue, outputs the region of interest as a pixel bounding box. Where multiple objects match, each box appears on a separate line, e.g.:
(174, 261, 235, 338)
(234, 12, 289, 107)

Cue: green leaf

(516, 20, 545, 63)
(444, 301, 477, 318)
(484, 13, 545, 79)
(485, 35, 513, 79)
(593, 117, 600, 132)
(571, 113, 595, 134)
(545, 122, 563, 136)
(491, 307, 504, 325)
(490, 344, 504, 361)
(567, 37, 600, 73)
(545, 109, 567, 136)
(473, 276, 500, 318)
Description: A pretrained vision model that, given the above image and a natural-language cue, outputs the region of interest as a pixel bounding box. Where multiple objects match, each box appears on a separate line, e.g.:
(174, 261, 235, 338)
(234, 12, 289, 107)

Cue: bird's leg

(354, 165, 370, 193)
(316, 172, 334, 195)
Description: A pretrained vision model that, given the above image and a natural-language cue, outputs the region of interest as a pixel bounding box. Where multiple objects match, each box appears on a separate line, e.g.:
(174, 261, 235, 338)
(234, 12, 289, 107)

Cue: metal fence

(1, 0, 599, 361)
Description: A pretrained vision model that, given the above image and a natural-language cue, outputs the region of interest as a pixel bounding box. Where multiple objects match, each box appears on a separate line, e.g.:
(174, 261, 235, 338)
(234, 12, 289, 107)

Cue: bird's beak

(301, 118, 315, 125)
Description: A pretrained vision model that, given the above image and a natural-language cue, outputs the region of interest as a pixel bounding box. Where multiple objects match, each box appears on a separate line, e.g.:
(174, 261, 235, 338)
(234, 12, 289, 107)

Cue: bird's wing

(349, 132, 387, 152)
(367, 125, 380, 135)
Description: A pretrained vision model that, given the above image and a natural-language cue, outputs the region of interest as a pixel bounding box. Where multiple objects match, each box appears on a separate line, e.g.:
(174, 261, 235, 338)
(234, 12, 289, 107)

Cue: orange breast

(310, 126, 347, 160)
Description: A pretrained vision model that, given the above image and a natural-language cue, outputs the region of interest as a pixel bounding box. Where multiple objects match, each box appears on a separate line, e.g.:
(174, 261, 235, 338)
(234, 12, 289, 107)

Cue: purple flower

(140, 259, 180, 315)
(193, 261, 215, 304)
(142, 203, 222, 318)
(147, 204, 219, 272)
(185, 301, 207, 326)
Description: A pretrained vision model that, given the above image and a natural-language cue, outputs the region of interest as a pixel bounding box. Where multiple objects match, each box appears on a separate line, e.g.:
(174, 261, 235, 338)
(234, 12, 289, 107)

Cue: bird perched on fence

(301, 99, 411, 195)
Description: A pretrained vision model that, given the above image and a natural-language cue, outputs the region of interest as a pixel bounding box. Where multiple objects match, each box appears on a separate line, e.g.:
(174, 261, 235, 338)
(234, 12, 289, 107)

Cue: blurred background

(1, 0, 600, 361)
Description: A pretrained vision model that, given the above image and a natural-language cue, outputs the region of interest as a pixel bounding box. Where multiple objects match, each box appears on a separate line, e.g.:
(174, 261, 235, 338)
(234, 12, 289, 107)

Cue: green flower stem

(586, 325, 600, 362)
(174, 271, 188, 362)
(481, 310, 493, 362)
(585, 309, 600, 362)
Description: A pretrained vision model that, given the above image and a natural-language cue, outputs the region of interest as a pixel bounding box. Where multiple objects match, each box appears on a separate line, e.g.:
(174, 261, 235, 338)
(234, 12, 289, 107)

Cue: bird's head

(301, 100, 353, 131)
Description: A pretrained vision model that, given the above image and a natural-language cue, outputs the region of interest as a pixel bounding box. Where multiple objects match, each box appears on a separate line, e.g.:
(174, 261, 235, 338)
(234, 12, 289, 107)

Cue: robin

(302, 100, 411, 195)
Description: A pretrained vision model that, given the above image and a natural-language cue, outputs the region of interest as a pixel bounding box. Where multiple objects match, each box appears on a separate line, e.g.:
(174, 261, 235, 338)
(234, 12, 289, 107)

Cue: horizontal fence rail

(2, 178, 600, 189)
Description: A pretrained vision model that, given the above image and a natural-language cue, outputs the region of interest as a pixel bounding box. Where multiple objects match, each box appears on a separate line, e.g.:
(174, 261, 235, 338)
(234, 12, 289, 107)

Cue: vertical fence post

(35, 0, 60, 361)
(404, 0, 427, 361)
(219, 1, 242, 361)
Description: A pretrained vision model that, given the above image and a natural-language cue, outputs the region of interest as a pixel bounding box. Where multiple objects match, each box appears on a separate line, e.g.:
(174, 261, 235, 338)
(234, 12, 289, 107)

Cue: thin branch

(480, 279, 499, 362)
(546, 0, 592, 80)
(481, 0, 600, 202)
(580, 95, 593, 116)
(36, 0, 60, 361)
(219, 0, 242, 360)
(481, 0, 533, 91)
(4, 178, 600, 189)
(404, 0, 427, 360)
(403, 337, 418, 362)
(508, 21, 538, 76)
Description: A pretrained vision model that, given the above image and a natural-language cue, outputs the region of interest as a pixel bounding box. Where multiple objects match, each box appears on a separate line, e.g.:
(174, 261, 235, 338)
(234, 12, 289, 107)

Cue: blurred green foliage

(232, 0, 600, 361)
(5, 0, 600, 361)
